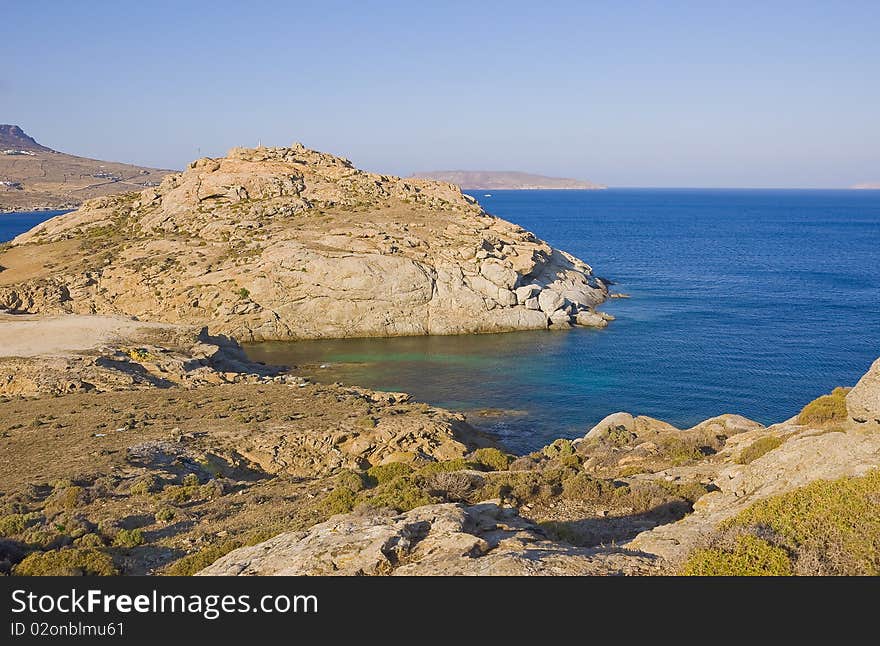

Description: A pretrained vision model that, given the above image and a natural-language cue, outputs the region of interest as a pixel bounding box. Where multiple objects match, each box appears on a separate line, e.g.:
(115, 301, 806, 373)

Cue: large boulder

(847, 357, 880, 427)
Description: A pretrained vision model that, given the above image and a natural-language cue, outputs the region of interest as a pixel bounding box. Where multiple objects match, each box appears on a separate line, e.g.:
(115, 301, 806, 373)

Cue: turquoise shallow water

(5, 192, 879, 453)
(245, 189, 880, 452)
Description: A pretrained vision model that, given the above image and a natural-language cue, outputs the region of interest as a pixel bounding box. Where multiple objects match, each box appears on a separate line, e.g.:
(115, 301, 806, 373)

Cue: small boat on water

(484, 193, 492, 197)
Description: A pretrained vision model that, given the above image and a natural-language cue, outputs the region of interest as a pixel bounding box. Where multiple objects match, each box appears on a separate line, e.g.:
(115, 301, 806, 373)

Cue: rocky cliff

(2, 144, 609, 340)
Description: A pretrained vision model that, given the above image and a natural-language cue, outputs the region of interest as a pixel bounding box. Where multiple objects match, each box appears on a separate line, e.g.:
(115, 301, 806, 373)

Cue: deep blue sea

(0, 210, 69, 241)
(5, 192, 879, 453)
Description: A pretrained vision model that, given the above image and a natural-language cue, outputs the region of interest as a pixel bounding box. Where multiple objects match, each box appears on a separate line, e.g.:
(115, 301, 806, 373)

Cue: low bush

(797, 387, 850, 426)
(735, 436, 784, 465)
(366, 462, 413, 485)
(682, 534, 792, 576)
(14, 548, 118, 576)
(472, 447, 511, 471)
(112, 528, 145, 548)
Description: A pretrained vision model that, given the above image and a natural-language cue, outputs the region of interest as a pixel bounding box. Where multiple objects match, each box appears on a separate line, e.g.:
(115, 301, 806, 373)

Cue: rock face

(847, 357, 880, 427)
(197, 502, 656, 576)
(2, 144, 608, 341)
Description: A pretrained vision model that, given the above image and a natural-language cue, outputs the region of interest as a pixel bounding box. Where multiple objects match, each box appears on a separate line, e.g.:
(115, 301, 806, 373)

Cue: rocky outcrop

(0, 314, 270, 396)
(627, 424, 880, 563)
(196, 502, 656, 576)
(847, 357, 880, 427)
(3, 145, 609, 341)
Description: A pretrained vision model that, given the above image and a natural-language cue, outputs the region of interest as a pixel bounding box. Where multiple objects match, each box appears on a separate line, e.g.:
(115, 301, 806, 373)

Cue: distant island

(852, 182, 880, 189)
(0, 124, 174, 212)
(410, 170, 606, 190)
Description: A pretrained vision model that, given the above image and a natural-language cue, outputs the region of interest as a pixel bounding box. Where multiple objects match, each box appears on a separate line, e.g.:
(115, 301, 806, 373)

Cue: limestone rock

(537, 289, 564, 314)
(575, 310, 609, 328)
(847, 357, 880, 427)
(3, 144, 608, 341)
(196, 502, 657, 576)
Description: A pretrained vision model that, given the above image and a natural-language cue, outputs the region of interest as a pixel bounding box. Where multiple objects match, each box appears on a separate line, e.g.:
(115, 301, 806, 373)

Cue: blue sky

(3, 1, 878, 187)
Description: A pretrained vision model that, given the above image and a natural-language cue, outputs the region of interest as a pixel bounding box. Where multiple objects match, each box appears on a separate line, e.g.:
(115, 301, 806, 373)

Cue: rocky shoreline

(0, 143, 878, 577)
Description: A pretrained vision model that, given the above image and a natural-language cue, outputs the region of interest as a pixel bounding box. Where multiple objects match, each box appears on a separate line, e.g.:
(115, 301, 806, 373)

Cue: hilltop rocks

(196, 502, 656, 576)
(847, 357, 880, 427)
(3, 144, 610, 341)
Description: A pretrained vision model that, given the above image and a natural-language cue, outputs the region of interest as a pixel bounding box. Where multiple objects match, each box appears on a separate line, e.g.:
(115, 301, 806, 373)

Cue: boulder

(537, 289, 564, 314)
(582, 412, 635, 440)
(575, 310, 609, 328)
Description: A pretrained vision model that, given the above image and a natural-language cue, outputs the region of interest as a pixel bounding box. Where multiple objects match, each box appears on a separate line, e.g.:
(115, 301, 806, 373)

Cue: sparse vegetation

(683, 534, 792, 576)
(736, 436, 784, 464)
(797, 387, 850, 426)
(682, 470, 880, 575)
(236, 287, 250, 300)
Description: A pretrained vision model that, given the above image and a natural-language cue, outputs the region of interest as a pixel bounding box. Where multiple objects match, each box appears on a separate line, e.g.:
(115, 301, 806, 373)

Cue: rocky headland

(2, 144, 610, 341)
(0, 143, 877, 577)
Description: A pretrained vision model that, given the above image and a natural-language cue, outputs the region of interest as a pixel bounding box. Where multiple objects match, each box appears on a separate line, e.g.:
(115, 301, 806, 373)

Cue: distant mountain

(852, 182, 880, 189)
(0, 124, 53, 152)
(0, 125, 175, 212)
(409, 170, 606, 190)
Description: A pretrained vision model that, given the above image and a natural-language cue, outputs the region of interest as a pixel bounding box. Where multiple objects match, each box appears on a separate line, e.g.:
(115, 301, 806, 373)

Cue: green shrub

(182, 473, 201, 487)
(74, 533, 106, 548)
(236, 287, 250, 300)
(417, 459, 479, 477)
(472, 447, 511, 471)
(14, 548, 118, 576)
(542, 439, 575, 459)
(112, 528, 145, 548)
(335, 470, 368, 492)
(797, 387, 850, 426)
(736, 436, 784, 465)
(366, 462, 413, 485)
(561, 473, 608, 501)
(360, 476, 435, 512)
(683, 470, 880, 575)
(0, 512, 40, 536)
(654, 437, 704, 466)
(130, 475, 161, 496)
(319, 487, 358, 516)
(155, 508, 175, 523)
(48, 486, 89, 510)
(682, 534, 792, 576)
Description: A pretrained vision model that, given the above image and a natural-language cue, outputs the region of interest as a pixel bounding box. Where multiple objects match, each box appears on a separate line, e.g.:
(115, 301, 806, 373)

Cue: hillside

(410, 170, 606, 190)
(1, 143, 611, 341)
(0, 125, 174, 212)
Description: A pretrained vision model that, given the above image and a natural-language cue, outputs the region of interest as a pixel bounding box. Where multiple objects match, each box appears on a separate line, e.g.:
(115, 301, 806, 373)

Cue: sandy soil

(0, 314, 181, 357)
